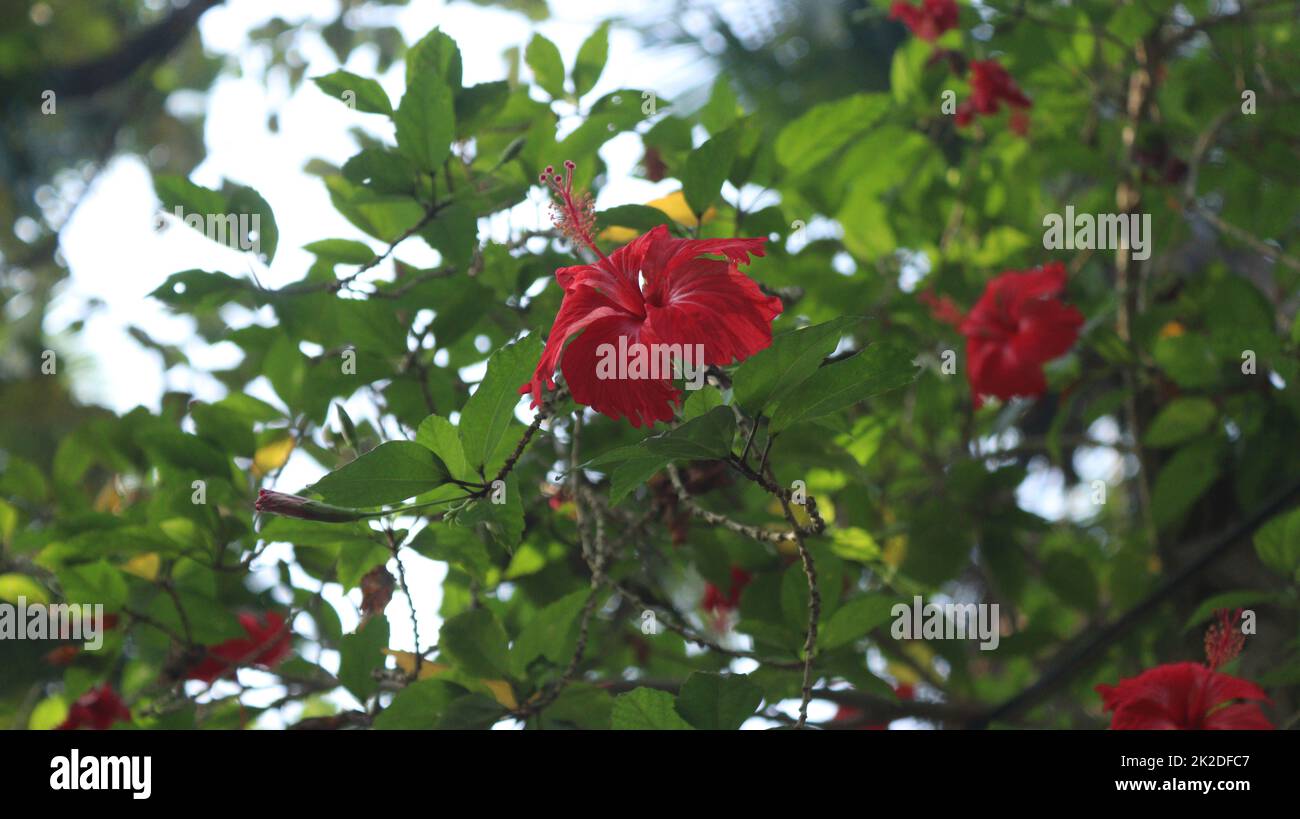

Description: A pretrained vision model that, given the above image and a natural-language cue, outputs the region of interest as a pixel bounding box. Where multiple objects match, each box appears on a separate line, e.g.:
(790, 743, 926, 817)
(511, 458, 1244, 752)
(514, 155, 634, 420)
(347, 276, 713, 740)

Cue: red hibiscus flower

(889, 0, 960, 42)
(187, 611, 292, 683)
(832, 683, 916, 729)
(1096, 662, 1273, 730)
(958, 262, 1083, 406)
(955, 59, 1032, 132)
(702, 566, 753, 630)
(58, 684, 131, 730)
(522, 161, 781, 427)
(1097, 608, 1272, 730)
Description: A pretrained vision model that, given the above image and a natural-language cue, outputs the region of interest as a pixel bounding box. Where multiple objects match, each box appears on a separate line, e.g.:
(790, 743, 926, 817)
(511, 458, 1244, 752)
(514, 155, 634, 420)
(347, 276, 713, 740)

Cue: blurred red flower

(187, 611, 292, 683)
(955, 59, 1032, 133)
(58, 684, 131, 730)
(832, 683, 916, 729)
(702, 566, 753, 630)
(959, 262, 1082, 405)
(889, 0, 959, 42)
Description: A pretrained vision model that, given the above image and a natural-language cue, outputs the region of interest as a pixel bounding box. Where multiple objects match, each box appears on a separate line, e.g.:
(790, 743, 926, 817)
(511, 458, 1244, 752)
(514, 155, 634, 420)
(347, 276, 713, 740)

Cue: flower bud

(255, 489, 370, 523)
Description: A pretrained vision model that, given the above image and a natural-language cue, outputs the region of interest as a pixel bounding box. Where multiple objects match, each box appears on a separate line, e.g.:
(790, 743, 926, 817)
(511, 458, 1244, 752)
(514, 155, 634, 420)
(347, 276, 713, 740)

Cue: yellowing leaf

(28, 696, 69, 731)
(0, 499, 17, 547)
(767, 497, 814, 529)
(253, 434, 295, 477)
(384, 649, 518, 709)
(882, 533, 907, 569)
(646, 190, 716, 227)
(122, 553, 161, 581)
(0, 573, 50, 605)
(598, 225, 639, 243)
(482, 679, 518, 710)
(93, 481, 122, 513)
(385, 649, 447, 679)
(886, 661, 921, 687)
(830, 527, 881, 563)
(880, 506, 906, 568)
(1159, 321, 1185, 339)
(597, 190, 719, 243)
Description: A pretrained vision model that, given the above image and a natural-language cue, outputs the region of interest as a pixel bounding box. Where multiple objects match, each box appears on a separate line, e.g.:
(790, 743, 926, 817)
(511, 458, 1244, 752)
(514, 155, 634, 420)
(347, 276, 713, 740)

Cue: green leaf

(225, 184, 280, 263)
(596, 204, 673, 232)
(458, 334, 542, 475)
(821, 595, 898, 650)
(308, 441, 451, 507)
(513, 589, 591, 676)
(154, 175, 226, 218)
(1184, 590, 1284, 632)
(611, 688, 694, 729)
(416, 413, 471, 481)
(682, 386, 723, 420)
(338, 616, 389, 702)
(768, 342, 917, 432)
(342, 148, 416, 195)
(394, 72, 455, 172)
(1144, 397, 1218, 448)
(303, 239, 376, 265)
(373, 679, 461, 729)
(572, 22, 609, 98)
(1151, 438, 1222, 530)
(1255, 506, 1300, 581)
(313, 70, 393, 115)
(1043, 551, 1099, 611)
(585, 445, 671, 504)
(326, 176, 425, 242)
(674, 672, 763, 730)
(682, 130, 739, 215)
(839, 185, 896, 260)
(440, 608, 512, 679)
(642, 406, 736, 461)
(698, 76, 741, 135)
(525, 33, 566, 99)
(458, 475, 525, 552)
(406, 28, 463, 91)
(455, 81, 510, 138)
(420, 202, 477, 270)
(775, 93, 888, 175)
(734, 317, 861, 415)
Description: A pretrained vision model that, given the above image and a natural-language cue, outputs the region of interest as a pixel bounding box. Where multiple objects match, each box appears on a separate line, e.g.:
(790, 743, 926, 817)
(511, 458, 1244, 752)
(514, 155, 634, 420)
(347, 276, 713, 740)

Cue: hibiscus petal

(967, 336, 1048, 401)
(559, 314, 679, 428)
(638, 226, 767, 305)
(1012, 297, 1085, 363)
(1097, 662, 1274, 730)
(1203, 703, 1274, 730)
(521, 284, 643, 406)
(644, 256, 782, 366)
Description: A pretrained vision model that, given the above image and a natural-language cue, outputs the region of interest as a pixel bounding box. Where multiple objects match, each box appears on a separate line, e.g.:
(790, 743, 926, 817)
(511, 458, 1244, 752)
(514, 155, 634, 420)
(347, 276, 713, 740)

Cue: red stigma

(1204, 608, 1246, 670)
(540, 159, 603, 260)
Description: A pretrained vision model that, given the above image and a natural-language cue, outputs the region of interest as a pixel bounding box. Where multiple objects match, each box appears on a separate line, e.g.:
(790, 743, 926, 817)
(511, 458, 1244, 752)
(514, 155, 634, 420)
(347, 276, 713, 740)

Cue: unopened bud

(255, 489, 370, 523)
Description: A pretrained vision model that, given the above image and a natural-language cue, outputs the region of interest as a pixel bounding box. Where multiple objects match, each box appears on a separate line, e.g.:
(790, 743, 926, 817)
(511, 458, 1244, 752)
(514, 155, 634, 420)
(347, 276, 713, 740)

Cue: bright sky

(38, 0, 1120, 728)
